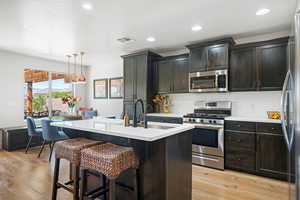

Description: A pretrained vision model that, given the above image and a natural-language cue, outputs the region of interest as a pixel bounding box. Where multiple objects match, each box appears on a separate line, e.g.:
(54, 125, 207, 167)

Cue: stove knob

(213, 120, 217, 124)
(192, 119, 196, 122)
(188, 118, 192, 122)
(200, 119, 204, 123)
(209, 120, 212, 123)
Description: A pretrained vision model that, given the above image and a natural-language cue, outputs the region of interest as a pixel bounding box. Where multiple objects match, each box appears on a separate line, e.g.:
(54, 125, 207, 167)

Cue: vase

(68, 107, 76, 115)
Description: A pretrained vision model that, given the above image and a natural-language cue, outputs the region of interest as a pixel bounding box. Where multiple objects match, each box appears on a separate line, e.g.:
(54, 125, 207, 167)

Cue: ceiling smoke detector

(117, 37, 135, 44)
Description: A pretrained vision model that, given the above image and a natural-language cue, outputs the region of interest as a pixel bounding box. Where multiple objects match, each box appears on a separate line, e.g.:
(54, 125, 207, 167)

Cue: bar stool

(80, 143, 140, 200)
(51, 138, 105, 200)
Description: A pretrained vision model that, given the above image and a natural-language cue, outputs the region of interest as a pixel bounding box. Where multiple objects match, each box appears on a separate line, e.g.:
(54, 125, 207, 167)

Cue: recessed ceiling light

(146, 37, 156, 42)
(82, 3, 93, 10)
(192, 25, 203, 32)
(256, 8, 270, 16)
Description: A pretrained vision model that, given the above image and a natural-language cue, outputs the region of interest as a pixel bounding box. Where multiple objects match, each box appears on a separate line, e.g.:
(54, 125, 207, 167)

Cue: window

(24, 69, 73, 118)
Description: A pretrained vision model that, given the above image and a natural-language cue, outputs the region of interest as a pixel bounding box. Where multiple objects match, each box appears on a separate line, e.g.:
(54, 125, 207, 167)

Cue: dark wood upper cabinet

(230, 48, 257, 91)
(123, 57, 136, 100)
(207, 44, 229, 71)
(230, 37, 289, 92)
(135, 55, 148, 100)
(156, 55, 189, 94)
(189, 47, 207, 72)
(187, 38, 234, 73)
(257, 43, 288, 90)
(157, 60, 173, 94)
(173, 59, 189, 93)
(122, 51, 161, 118)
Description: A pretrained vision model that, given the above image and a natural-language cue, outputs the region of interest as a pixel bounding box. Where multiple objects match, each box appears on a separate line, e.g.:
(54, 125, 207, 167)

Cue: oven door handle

(192, 154, 221, 162)
(191, 124, 224, 130)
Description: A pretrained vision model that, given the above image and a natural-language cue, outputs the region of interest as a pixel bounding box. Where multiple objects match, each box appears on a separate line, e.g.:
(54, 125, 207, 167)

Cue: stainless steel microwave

(189, 70, 228, 93)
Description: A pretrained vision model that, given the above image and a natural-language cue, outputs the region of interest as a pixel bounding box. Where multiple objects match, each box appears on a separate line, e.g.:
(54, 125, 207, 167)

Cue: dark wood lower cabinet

(1, 128, 43, 151)
(256, 133, 288, 180)
(225, 148, 256, 172)
(225, 121, 288, 181)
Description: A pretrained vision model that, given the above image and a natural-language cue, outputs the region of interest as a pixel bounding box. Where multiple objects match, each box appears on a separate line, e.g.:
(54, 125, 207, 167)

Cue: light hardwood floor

(0, 148, 289, 200)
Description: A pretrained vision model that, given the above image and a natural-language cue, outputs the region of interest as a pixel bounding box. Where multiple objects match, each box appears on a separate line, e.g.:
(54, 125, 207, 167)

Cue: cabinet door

(230, 48, 257, 91)
(256, 133, 288, 180)
(189, 47, 207, 72)
(173, 59, 189, 93)
(123, 57, 136, 100)
(135, 55, 147, 100)
(157, 61, 173, 93)
(207, 44, 229, 71)
(257, 43, 288, 90)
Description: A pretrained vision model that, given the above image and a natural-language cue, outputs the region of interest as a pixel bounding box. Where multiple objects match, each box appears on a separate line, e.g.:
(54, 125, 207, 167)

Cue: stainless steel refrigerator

(282, 1, 300, 199)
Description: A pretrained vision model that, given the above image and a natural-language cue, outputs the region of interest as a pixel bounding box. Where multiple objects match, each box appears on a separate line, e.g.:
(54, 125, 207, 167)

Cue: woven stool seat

(55, 138, 104, 165)
(81, 143, 139, 179)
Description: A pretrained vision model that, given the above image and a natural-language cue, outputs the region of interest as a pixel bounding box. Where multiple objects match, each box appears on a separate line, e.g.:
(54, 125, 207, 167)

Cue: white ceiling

(0, 0, 296, 63)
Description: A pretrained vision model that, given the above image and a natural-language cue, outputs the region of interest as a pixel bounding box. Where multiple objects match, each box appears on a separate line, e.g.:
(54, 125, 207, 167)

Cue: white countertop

(225, 116, 281, 124)
(146, 113, 185, 118)
(51, 119, 194, 142)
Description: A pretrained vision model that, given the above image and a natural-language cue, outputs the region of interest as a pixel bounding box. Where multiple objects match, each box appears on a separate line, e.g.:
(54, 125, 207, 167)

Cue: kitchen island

(52, 119, 194, 200)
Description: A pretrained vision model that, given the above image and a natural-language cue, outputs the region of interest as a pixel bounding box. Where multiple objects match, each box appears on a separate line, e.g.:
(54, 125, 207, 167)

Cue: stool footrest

(116, 181, 134, 192)
(57, 182, 74, 193)
(86, 185, 106, 196)
(89, 188, 109, 199)
(64, 180, 74, 185)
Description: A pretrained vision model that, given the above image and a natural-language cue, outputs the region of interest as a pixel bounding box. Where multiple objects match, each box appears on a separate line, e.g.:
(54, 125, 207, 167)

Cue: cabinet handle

(236, 139, 242, 143)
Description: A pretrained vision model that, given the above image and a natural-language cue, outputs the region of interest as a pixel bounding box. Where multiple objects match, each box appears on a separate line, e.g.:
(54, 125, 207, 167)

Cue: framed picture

(94, 79, 108, 99)
(109, 77, 123, 99)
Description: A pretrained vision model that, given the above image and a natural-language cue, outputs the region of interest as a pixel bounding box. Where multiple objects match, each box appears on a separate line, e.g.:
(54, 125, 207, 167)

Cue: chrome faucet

(133, 99, 147, 128)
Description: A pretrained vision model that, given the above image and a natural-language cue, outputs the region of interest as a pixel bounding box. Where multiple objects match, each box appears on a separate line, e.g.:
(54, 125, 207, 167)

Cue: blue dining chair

(26, 117, 43, 154)
(39, 119, 69, 161)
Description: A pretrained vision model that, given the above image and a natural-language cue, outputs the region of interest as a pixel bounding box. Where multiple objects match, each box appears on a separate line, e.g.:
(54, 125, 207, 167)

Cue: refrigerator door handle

(281, 70, 291, 149)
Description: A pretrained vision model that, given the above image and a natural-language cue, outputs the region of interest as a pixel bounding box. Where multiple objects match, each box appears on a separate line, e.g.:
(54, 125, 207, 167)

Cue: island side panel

(61, 128, 191, 200)
(165, 130, 192, 200)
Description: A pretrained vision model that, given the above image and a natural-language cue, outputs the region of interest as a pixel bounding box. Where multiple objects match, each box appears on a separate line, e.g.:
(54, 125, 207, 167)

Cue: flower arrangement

(62, 96, 80, 108)
(152, 95, 170, 113)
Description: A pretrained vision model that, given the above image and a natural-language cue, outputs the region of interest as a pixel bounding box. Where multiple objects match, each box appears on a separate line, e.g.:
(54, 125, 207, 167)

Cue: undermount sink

(135, 123, 174, 130)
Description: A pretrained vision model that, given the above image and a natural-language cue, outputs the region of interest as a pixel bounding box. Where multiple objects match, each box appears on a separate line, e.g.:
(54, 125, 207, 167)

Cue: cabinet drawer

(225, 131, 255, 151)
(225, 121, 256, 132)
(225, 149, 256, 171)
(257, 123, 282, 135)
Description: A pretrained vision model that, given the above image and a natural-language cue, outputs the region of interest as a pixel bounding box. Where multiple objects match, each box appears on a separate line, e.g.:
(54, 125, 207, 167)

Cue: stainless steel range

(183, 101, 232, 170)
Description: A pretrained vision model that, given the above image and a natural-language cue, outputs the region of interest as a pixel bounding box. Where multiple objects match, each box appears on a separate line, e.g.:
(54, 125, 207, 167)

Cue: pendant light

(72, 53, 78, 84)
(76, 52, 87, 84)
(64, 55, 72, 83)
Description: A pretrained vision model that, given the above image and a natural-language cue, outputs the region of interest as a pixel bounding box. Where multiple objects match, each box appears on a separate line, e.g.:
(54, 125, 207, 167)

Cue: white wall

(0, 50, 87, 128)
(86, 50, 124, 117)
(168, 91, 282, 118)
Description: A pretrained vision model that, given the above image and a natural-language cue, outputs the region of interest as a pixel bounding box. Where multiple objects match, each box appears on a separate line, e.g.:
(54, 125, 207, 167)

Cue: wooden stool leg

(109, 179, 116, 200)
(51, 158, 60, 200)
(73, 165, 80, 200)
(103, 175, 107, 200)
(133, 169, 140, 200)
(80, 169, 87, 200)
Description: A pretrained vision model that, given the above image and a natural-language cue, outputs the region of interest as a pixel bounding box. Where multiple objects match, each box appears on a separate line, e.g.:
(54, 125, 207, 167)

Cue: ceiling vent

(117, 37, 135, 44)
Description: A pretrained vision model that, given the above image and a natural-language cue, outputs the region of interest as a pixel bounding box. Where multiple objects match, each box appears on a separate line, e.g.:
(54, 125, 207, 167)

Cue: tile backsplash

(168, 91, 282, 118)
